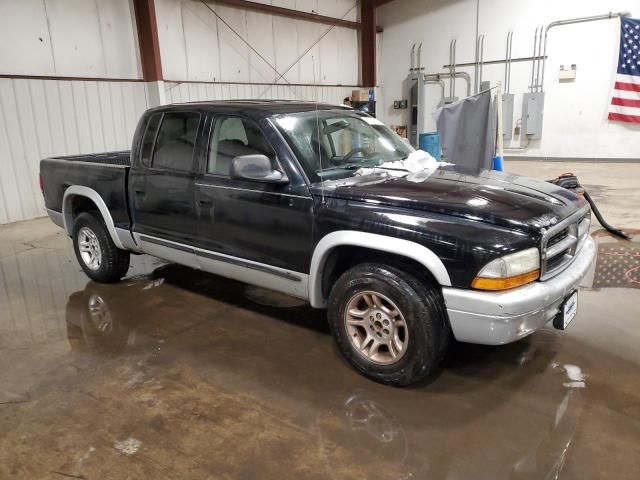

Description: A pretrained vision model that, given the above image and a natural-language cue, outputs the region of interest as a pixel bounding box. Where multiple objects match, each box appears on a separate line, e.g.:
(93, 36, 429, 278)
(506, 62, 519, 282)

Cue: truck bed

(40, 150, 132, 230)
(50, 150, 131, 166)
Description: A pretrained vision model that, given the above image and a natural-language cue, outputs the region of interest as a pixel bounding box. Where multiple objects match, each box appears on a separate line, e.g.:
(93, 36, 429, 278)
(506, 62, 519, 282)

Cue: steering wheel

(332, 147, 368, 165)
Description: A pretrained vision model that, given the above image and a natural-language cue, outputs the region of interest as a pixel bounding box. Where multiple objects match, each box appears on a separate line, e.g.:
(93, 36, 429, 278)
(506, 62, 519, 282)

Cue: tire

(328, 263, 448, 387)
(72, 212, 130, 283)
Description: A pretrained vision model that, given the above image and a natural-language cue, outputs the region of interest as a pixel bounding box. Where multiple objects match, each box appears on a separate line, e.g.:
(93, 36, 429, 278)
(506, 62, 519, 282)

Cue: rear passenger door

(194, 114, 313, 278)
(129, 111, 204, 252)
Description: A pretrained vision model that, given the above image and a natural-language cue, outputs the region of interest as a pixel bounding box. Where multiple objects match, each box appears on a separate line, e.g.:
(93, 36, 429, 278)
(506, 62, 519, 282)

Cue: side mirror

(230, 155, 288, 184)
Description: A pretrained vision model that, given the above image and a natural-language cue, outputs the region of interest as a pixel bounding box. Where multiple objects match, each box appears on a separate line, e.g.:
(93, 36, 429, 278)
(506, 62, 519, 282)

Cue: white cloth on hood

(354, 149, 448, 180)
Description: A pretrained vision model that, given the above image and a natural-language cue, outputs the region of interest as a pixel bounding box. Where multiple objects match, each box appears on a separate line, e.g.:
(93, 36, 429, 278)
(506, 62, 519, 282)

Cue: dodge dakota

(40, 100, 596, 386)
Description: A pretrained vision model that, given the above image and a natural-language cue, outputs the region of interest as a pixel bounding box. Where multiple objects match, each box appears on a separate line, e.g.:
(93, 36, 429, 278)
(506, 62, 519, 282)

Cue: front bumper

(442, 236, 596, 345)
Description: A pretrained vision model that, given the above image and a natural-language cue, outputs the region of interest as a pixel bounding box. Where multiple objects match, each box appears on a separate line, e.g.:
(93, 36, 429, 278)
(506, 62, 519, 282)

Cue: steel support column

(132, 0, 166, 105)
(361, 0, 376, 87)
(132, 0, 163, 82)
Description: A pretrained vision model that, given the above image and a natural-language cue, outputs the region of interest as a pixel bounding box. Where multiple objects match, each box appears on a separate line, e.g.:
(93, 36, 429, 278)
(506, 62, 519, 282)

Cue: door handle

(198, 198, 213, 207)
(134, 189, 145, 195)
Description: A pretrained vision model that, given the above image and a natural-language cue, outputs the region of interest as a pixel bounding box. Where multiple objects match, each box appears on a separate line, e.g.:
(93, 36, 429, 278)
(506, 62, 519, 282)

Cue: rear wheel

(72, 212, 130, 283)
(328, 263, 448, 386)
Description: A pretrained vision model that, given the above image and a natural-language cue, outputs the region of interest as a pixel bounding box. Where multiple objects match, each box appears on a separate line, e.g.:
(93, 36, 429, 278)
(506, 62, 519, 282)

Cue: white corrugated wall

(0, 0, 362, 225)
(0, 79, 149, 225)
(0, 79, 355, 225)
(156, 0, 359, 86)
(164, 81, 354, 105)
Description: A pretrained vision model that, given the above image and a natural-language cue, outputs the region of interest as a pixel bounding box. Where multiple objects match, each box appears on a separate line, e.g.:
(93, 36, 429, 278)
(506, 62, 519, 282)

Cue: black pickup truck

(40, 100, 596, 386)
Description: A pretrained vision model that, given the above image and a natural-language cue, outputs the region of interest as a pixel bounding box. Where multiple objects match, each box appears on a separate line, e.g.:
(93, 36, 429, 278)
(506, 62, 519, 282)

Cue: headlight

(471, 248, 540, 291)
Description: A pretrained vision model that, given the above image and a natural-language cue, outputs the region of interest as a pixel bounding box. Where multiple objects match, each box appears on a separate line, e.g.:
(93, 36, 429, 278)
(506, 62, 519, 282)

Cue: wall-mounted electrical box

(405, 74, 425, 147)
(559, 64, 577, 81)
(521, 92, 545, 139)
(502, 93, 514, 140)
(393, 100, 408, 109)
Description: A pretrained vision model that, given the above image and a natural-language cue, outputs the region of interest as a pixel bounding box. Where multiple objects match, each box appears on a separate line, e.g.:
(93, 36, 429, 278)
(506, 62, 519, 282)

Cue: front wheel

(72, 212, 130, 283)
(328, 263, 448, 386)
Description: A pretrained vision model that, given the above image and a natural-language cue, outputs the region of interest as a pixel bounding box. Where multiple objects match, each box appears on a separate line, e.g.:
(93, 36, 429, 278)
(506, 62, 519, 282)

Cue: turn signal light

(471, 269, 540, 291)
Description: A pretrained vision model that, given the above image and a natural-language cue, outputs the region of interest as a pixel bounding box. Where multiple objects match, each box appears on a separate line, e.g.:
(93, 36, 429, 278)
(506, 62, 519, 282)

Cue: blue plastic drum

(418, 133, 441, 160)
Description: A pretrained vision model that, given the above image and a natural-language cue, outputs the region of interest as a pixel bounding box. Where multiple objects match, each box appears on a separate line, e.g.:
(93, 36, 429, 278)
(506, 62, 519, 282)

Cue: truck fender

(308, 231, 452, 308)
(62, 186, 126, 250)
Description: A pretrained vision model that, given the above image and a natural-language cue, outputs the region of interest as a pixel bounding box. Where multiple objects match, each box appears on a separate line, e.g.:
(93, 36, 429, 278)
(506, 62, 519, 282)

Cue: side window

(140, 113, 162, 167)
(152, 112, 201, 172)
(208, 116, 276, 176)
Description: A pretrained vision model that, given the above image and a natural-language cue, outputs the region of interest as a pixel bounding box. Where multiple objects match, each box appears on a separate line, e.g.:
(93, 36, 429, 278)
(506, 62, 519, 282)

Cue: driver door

(194, 114, 313, 278)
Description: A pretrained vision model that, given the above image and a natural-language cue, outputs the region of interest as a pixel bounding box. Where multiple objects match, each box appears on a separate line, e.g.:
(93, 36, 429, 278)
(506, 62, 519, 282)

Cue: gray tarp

(432, 89, 495, 169)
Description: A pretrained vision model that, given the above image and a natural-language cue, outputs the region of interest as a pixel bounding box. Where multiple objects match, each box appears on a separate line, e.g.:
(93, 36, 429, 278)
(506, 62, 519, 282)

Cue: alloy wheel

(78, 227, 102, 271)
(344, 291, 409, 365)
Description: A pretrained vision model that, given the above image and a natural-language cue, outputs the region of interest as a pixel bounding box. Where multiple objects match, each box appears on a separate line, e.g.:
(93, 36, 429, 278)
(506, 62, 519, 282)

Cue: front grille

(540, 206, 591, 280)
(547, 227, 569, 248)
(546, 249, 570, 271)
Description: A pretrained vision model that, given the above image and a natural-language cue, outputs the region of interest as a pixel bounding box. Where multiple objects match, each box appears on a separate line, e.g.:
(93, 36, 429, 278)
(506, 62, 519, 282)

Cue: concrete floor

(508, 160, 640, 228)
(1, 161, 639, 479)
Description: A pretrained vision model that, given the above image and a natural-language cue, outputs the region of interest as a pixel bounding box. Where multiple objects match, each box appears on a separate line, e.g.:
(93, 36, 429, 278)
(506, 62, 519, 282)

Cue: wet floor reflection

(59, 265, 593, 479)
(1, 222, 640, 479)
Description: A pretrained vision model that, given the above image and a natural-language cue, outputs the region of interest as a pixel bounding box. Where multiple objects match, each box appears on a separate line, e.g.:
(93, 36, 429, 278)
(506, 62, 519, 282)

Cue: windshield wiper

(316, 162, 371, 174)
(372, 158, 410, 171)
(316, 156, 411, 175)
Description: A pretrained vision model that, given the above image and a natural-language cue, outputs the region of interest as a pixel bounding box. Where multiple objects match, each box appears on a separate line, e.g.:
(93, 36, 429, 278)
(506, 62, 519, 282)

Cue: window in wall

(208, 116, 276, 176)
(152, 112, 201, 172)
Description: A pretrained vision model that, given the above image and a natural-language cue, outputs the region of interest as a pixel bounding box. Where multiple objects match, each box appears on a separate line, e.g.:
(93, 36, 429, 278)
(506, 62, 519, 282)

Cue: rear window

(140, 113, 162, 167)
(151, 112, 201, 172)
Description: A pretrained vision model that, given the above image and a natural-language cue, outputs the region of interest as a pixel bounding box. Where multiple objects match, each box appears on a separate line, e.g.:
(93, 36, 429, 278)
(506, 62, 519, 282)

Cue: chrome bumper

(442, 236, 597, 345)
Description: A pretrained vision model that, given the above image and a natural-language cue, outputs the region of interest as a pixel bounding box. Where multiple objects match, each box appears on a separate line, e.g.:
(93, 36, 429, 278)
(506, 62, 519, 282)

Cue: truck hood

(312, 167, 586, 233)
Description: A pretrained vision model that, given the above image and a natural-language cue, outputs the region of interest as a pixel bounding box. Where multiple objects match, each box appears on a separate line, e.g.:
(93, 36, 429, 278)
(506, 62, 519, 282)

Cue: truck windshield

(273, 110, 415, 182)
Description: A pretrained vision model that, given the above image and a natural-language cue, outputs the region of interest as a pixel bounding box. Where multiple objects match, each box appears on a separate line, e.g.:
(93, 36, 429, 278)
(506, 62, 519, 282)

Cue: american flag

(608, 17, 640, 124)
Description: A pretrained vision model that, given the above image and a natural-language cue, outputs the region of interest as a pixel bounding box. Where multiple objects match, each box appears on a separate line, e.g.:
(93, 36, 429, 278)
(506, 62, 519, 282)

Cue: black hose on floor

(582, 190, 631, 240)
(547, 173, 631, 241)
